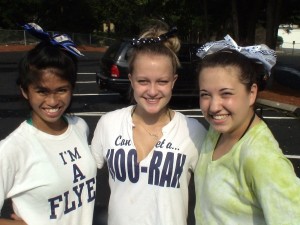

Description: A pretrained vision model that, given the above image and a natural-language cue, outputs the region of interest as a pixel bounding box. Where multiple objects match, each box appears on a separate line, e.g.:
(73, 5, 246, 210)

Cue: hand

(10, 214, 23, 221)
(0, 216, 27, 225)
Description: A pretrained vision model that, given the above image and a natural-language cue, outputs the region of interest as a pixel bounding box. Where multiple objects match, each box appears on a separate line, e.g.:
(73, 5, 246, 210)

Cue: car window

(104, 41, 122, 60)
(124, 45, 133, 61)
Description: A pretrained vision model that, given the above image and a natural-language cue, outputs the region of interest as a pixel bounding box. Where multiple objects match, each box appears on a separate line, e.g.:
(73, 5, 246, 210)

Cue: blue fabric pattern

(21, 23, 84, 57)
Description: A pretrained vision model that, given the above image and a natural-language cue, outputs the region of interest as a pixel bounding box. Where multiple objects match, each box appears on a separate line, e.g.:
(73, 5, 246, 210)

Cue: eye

(138, 80, 148, 85)
(200, 93, 209, 98)
(199, 91, 210, 98)
(56, 88, 69, 94)
(36, 88, 48, 95)
(158, 80, 169, 85)
(221, 91, 233, 97)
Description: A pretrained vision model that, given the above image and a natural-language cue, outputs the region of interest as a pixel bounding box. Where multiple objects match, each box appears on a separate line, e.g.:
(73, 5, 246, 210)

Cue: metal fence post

(24, 30, 27, 46)
(292, 41, 295, 55)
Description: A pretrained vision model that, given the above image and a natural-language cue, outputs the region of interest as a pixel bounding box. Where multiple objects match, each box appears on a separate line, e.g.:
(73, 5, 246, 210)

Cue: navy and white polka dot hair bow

(197, 34, 277, 75)
(131, 26, 178, 47)
(22, 23, 84, 57)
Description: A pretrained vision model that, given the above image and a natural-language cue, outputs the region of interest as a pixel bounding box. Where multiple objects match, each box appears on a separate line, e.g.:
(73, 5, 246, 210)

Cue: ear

(172, 74, 178, 88)
(128, 73, 134, 88)
(249, 83, 258, 106)
(20, 86, 28, 100)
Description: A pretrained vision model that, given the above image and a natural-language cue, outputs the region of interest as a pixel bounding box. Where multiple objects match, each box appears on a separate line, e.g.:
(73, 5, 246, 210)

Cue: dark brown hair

(17, 41, 78, 113)
(17, 41, 78, 92)
(198, 50, 268, 91)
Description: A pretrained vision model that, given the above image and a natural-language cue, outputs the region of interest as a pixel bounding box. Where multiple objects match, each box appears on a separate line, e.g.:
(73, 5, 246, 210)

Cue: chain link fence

(0, 28, 116, 47)
(1, 28, 300, 55)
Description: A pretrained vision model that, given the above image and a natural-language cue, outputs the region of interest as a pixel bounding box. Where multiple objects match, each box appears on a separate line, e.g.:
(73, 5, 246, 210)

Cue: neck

(239, 112, 256, 140)
(220, 111, 256, 142)
(28, 115, 68, 135)
(131, 105, 171, 125)
(213, 112, 257, 160)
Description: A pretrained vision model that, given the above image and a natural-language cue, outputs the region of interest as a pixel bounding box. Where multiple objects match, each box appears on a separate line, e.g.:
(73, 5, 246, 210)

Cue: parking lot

(0, 50, 299, 225)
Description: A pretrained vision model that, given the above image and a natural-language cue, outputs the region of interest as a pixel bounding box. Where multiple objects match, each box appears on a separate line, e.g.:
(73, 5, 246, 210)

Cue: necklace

(131, 106, 172, 139)
(238, 112, 256, 140)
(141, 125, 160, 139)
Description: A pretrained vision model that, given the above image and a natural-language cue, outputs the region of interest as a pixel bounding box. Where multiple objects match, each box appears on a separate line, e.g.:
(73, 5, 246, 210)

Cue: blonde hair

(128, 21, 181, 74)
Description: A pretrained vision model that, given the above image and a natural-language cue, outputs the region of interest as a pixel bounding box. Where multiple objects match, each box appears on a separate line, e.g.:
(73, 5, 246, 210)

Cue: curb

(257, 98, 300, 116)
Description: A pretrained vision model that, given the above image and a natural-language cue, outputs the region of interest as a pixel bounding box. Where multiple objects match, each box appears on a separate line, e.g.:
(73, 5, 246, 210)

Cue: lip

(145, 97, 161, 104)
(43, 107, 63, 118)
(209, 114, 229, 124)
(211, 114, 229, 120)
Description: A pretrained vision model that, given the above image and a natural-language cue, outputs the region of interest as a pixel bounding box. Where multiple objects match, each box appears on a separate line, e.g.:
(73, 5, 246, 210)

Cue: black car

(96, 39, 202, 98)
(272, 64, 300, 90)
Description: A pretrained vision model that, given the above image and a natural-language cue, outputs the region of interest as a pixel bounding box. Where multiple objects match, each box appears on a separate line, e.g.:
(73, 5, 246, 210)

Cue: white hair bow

(196, 35, 277, 75)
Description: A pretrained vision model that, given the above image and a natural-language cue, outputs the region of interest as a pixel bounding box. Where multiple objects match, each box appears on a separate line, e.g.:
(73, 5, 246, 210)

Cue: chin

(210, 124, 228, 133)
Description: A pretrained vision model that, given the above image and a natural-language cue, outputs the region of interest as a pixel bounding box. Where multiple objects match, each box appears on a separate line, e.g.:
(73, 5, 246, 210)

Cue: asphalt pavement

(0, 50, 299, 116)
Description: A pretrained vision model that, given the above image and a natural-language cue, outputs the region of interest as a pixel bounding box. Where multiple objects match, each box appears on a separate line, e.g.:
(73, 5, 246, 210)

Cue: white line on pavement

(263, 117, 298, 120)
(285, 155, 300, 159)
(74, 112, 205, 118)
(76, 81, 95, 84)
(74, 112, 300, 159)
(175, 109, 201, 112)
(74, 110, 298, 120)
(73, 93, 119, 96)
(74, 112, 106, 116)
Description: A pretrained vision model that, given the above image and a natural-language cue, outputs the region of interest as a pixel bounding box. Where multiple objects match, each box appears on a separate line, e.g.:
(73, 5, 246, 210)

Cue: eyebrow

(199, 88, 235, 92)
(33, 84, 71, 90)
(220, 88, 234, 91)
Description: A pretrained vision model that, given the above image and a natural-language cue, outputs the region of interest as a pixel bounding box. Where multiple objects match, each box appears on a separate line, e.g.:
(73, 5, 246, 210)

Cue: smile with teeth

(211, 114, 229, 120)
(44, 108, 60, 113)
(146, 97, 159, 102)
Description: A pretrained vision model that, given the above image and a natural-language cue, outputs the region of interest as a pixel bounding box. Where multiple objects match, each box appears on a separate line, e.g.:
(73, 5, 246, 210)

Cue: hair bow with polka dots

(197, 34, 277, 75)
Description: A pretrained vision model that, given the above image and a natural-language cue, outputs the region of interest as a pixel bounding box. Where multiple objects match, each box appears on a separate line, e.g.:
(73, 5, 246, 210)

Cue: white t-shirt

(0, 116, 97, 225)
(91, 105, 207, 225)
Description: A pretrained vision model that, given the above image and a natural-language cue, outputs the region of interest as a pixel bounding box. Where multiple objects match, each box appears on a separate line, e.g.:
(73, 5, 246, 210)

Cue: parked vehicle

(272, 59, 300, 90)
(96, 39, 202, 98)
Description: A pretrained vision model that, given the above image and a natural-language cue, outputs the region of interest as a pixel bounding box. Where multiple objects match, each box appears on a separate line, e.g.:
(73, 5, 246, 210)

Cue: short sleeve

(187, 117, 207, 153)
(69, 116, 89, 139)
(91, 117, 106, 169)
(0, 140, 18, 211)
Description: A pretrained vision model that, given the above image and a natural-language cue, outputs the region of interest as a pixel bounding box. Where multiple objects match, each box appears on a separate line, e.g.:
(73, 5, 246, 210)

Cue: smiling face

(129, 53, 177, 116)
(199, 65, 257, 138)
(21, 69, 72, 133)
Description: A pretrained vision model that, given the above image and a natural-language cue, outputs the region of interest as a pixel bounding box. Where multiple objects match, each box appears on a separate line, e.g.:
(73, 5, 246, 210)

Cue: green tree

(198, 0, 300, 48)
(39, 0, 101, 33)
(0, 0, 41, 29)
(0, 0, 300, 47)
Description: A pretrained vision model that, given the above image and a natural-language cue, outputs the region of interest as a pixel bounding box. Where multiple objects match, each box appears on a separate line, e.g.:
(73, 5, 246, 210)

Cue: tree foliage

(0, 0, 41, 29)
(0, 0, 300, 47)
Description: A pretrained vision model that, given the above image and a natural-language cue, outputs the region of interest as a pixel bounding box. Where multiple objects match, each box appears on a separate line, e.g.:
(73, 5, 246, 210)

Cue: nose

(209, 96, 222, 113)
(45, 93, 59, 106)
(147, 83, 158, 96)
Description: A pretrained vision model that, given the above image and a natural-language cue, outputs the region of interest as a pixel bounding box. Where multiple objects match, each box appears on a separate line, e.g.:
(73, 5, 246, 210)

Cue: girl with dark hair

(0, 23, 97, 225)
(194, 35, 300, 225)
